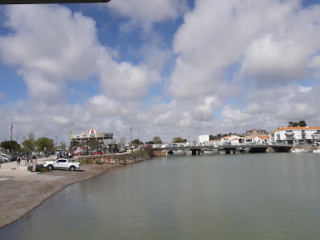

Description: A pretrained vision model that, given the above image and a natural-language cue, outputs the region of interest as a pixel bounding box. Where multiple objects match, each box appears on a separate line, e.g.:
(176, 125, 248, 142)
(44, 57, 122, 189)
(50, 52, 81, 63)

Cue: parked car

(0, 156, 6, 163)
(0, 154, 11, 163)
(43, 158, 80, 171)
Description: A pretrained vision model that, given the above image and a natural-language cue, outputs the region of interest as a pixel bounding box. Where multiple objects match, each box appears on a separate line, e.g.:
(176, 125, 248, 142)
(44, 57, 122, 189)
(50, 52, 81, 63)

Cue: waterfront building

(220, 135, 242, 145)
(313, 130, 320, 145)
(210, 139, 219, 147)
(244, 135, 269, 144)
(198, 135, 210, 144)
(270, 126, 320, 145)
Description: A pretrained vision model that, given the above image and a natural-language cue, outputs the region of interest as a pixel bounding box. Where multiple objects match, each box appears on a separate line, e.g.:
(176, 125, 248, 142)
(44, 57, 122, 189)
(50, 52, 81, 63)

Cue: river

(1, 152, 320, 240)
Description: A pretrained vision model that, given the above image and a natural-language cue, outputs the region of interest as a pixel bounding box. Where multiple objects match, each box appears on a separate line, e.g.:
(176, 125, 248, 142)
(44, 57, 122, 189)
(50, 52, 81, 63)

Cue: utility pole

(130, 127, 132, 146)
(10, 124, 13, 156)
(138, 129, 140, 144)
(55, 136, 58, 151)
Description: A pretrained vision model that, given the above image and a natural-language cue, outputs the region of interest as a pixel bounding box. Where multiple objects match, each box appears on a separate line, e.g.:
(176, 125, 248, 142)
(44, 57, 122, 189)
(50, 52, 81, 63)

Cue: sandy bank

(0, 163, 123, 229)
(0, 149, 151, 229)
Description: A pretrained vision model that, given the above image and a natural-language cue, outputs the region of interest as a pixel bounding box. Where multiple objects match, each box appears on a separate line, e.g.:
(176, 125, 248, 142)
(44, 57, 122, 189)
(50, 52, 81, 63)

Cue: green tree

(131, 139, 143, 146)
(60, 141, 67, 151)
(288, 121, 307, 127)
(22, 133, 36, 152)
(288, 121, 298, 127)
(173, 137, 187, 143)
(35, 137, 54, 152)
(298, 120, 307, 127)
(69, 140, 80, 151)
(153, 136, 162, 144)
(0, 140, 21, 153)
(87, 139, 99, 149)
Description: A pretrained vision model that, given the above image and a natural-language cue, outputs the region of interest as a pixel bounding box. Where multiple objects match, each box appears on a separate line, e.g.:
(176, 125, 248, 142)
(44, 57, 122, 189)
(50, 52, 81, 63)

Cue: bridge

(151, 143, 293, 156)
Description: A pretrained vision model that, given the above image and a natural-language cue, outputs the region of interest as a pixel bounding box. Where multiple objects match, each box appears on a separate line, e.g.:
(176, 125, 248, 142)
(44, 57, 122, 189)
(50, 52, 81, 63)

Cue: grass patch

(36, 167, 49, 173)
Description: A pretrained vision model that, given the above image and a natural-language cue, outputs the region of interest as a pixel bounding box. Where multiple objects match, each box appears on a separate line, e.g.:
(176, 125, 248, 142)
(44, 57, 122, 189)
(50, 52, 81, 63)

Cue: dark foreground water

(1, 153, 320, 240)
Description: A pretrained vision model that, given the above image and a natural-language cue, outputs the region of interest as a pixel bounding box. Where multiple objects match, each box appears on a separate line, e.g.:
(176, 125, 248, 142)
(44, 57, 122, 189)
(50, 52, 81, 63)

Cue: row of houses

(270, 127, 320, 145)
(198, 126, 320, 146)
(204, 135, 269, 146)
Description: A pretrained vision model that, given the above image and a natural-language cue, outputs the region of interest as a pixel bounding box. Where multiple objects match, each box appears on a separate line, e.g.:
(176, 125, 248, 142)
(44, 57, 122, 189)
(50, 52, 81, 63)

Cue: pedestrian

(17, 155, 21, 166)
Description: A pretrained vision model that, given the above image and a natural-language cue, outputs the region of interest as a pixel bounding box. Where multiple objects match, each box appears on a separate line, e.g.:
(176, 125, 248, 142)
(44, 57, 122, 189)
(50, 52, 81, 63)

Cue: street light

(0, 0, 111, 4)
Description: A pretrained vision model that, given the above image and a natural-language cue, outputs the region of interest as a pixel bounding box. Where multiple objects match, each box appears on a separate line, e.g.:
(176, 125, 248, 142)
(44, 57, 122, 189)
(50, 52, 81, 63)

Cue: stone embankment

(78, 149, 151, 164)
(291, 145, 319, 152)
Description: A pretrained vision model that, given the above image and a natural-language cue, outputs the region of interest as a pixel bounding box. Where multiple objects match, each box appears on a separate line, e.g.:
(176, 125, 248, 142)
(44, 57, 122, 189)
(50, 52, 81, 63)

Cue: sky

(1, 0, 320, 145)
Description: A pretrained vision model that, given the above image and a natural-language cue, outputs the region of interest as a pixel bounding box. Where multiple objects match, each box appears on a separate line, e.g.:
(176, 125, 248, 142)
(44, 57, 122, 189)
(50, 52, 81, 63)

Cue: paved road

(0, 157, 55, 180)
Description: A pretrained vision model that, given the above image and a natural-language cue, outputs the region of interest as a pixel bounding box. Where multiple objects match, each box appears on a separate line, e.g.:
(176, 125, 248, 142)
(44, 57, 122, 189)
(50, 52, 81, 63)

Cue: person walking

(17, 155, 21, 166)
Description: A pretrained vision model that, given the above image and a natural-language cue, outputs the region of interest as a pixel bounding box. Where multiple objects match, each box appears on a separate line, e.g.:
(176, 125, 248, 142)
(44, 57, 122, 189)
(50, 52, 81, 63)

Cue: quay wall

(148, 149, 167, 157)
(78, 149, 151, 164)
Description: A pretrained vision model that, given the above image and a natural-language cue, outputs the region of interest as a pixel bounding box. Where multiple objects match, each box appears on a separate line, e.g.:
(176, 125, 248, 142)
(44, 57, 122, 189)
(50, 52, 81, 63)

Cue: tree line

(288, 120, 307, 127)
(0, 133, 55, 155)
(3, 121, 308, 154)
(132, 136, 188, 146)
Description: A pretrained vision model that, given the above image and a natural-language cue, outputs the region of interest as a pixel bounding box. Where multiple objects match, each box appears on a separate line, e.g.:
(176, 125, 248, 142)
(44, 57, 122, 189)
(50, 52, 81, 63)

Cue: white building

(270, 127, 320, 145)
(198, 135, 210, 144)
(245, 136, 269, 144)
(220, 135, 243, 145)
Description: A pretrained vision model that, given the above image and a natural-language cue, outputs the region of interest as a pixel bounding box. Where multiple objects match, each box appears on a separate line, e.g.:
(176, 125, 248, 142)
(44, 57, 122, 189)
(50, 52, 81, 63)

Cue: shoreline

(1, 146, 317, 230)
(0, 160, 144, 230)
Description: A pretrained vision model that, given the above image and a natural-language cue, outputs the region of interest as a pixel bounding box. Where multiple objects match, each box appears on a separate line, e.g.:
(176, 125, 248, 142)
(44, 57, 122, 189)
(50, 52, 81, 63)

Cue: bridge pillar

(225, 149, 231, 154)
(191, 149, 201, 155)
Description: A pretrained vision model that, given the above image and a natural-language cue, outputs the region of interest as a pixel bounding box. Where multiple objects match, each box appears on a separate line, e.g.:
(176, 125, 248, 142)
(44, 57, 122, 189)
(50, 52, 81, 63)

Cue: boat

(291, 148, 307, 153)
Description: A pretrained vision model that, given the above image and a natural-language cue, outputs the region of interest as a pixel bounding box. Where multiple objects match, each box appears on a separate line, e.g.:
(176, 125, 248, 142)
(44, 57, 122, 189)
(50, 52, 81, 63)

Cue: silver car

(0, 154, 10, 163)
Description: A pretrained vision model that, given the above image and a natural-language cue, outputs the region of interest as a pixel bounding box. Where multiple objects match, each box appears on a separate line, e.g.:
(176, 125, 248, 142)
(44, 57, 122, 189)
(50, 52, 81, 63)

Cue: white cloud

(0, 5, 99, 100)
(1, 1, 320, 144)
(220, 84, 320, 132)
(97, 58, 156, 101)
(241, 34, 307, 83)
(308, 55, 320, 80)
(53, 116, 71, 126)
(109, 0, 188, 31)
(240, 2, 320, 84)
(140, 42, 171, 74)
(170, 0, 320, 96)
(0, 5, 156, 103)
(299, 85, 312, 93)
(308, 55, 320, 68)
(85, 94, 126, 117)
(0, 4, 162, 142)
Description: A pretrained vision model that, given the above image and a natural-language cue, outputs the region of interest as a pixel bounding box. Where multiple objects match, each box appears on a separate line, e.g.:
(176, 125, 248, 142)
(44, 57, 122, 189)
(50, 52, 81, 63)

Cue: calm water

(1, 153, 320, 240)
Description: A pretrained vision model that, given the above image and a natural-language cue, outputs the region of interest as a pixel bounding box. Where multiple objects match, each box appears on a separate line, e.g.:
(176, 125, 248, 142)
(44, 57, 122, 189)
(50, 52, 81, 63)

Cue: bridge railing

(153, 142, 272, 149)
